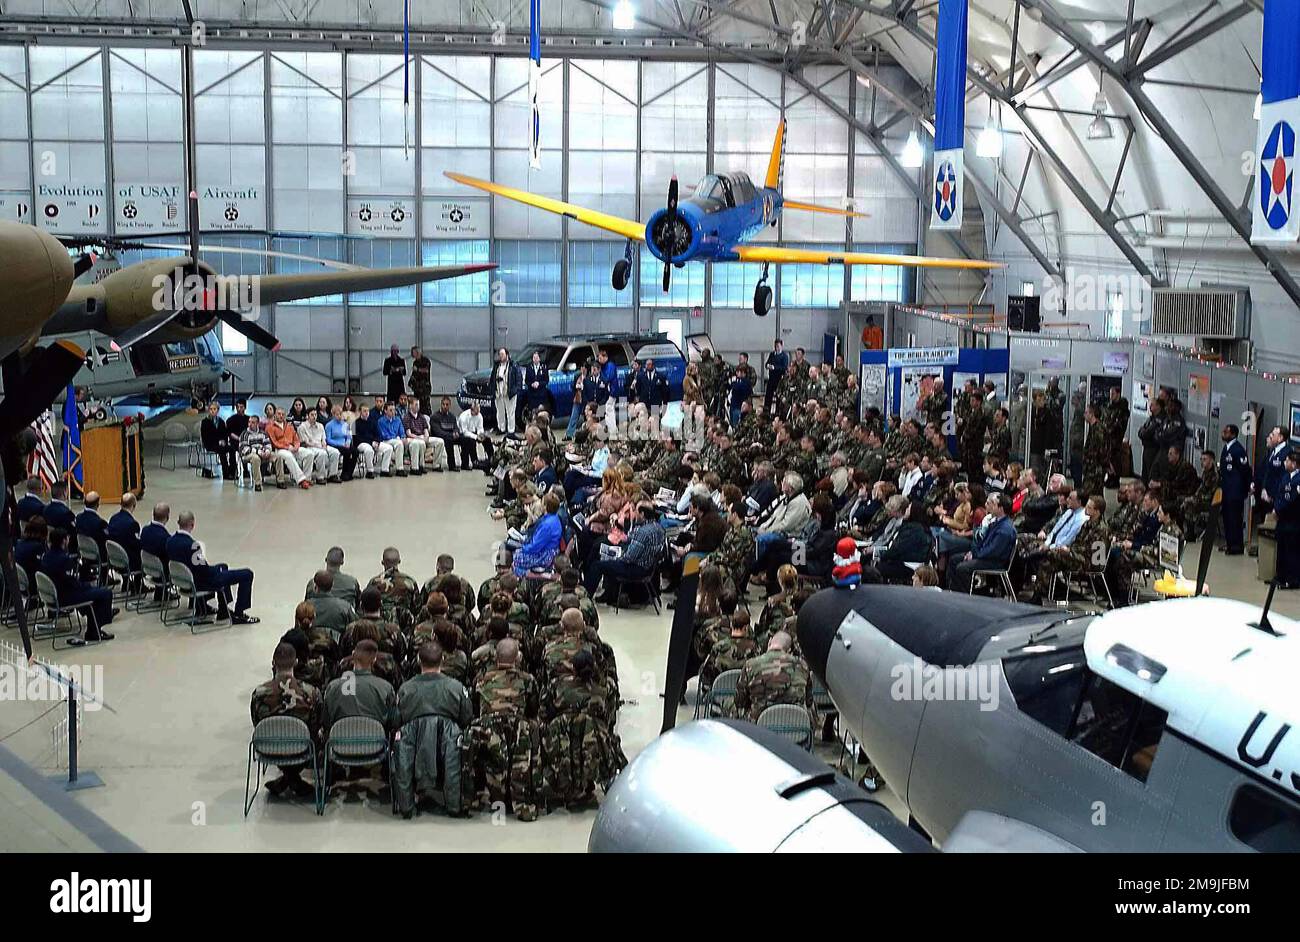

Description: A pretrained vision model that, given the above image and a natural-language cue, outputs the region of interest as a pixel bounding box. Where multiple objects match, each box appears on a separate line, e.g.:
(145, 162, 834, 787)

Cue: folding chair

(969, 547, 1016, 598)
(322, 716, 390, 815)
(76, 535, 107, 587)
(699, 668, 742, 719)
(245, 716, 320, 816)
(1051, 563, 1114, 611)
(159, 422, 193, 470)
(105, 540, 144, 607)
(812, 677, 839, 743)
(33, 571, 98, 650)
(612, 558, 662, 615)
(166, 560, 227, 632)
(757, 703, 814, 752)
(138, 551, 176, 617)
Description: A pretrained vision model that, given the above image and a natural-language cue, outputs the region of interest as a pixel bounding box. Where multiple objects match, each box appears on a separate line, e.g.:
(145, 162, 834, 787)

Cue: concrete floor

(1, 462, 1291, 853)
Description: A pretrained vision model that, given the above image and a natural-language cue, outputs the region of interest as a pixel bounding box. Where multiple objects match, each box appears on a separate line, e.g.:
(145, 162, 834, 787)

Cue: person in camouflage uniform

(1080, 406, 1108, 498)
(250, 642, 323, 799)
(1182, 450, 1220, 541)
(734, 631, 814, 723)
(367, 547, 419, 631)
(541, 649, 626, 811)
(788, 435, 819, 485)
(469, 638, 543, 821)
(756, 565, 798, 644)
(1028, 495, 1110, 605)
(282, 600, 337, 689)
(701, 610, 760, 688)
(1102, 385, 1131, 485)
(710, 433, 748, 489)
(1105, 480, 1143, 544)
(987, 408, 1011, 465)
(921, 377, 949, 428)
(337, 587, 408, 687)
(470, 616, 515, 679)
(707, 503, 755, 584)
(473, 591, 531, 645)
(642, 435, 684, 496)
(959, 390, 988, 479)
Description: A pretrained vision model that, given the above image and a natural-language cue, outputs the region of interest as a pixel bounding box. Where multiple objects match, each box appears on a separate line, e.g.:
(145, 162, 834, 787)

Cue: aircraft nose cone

(796, 586, 864, 681)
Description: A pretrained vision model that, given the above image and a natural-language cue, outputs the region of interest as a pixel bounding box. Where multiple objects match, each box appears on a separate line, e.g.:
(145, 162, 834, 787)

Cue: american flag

(27, 410, 59, 488)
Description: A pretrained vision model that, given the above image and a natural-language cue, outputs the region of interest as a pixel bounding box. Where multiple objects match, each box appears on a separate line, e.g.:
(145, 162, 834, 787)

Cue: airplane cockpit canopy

(693, 172, 756, 210)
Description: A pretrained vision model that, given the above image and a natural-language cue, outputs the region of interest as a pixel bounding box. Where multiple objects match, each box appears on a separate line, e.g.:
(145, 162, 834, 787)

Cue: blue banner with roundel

(931, 0, 968, 232)
(1253, 0, 1300, 244)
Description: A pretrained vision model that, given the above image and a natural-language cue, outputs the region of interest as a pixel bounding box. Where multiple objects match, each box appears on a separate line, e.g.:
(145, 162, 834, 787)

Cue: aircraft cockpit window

(1067, 673, 1168, 783)
(717, 175, 735, 207)
(1003, 646, 1087, 736)
(695, 175, 723, 202)
(731, 172, 756, 203)
(1229, 784, 1300, 852)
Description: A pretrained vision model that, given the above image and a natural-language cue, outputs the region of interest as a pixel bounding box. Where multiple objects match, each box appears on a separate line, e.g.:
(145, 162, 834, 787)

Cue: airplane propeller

(649, 175, 692, 293)
(662, 176, 678, 291)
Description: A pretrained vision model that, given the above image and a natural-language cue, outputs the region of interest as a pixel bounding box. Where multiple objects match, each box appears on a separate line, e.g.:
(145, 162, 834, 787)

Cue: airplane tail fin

(764, 118, 786, 190)
(783, 199, 868, 219)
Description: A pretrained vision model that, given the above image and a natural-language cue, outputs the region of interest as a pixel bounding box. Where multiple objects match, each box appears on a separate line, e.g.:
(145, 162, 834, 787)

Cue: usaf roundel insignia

(1260, 120, 1295, 232)
(934, 160, 958, 222)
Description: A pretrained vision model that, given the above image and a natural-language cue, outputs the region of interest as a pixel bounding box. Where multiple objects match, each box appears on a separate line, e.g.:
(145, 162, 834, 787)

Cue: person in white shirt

(457, 402, 495, 470)
(898, 453, 924, 498)
(297, 412, 339, 483)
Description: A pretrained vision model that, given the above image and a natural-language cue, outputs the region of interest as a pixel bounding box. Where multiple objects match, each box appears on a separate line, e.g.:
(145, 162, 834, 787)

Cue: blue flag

(1253, 0, 1300, 244)
(930, 0, 967, 232)
(529, 0, 542, 169)
(60, 385, 83, 499)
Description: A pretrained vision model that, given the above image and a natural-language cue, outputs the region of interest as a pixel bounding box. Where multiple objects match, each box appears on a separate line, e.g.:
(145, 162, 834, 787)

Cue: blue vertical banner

(60, 385, 83, 500)
(1253, 0, 1300, 244)
(529, 0, 542, 169)
(930, 0, 968, 232)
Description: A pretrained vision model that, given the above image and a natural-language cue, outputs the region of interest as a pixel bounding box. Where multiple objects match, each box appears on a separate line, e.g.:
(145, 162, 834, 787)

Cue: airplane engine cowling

(98, 256, 221, 341)
(0, 222, 75, 336)
(644, 204, 702, 264)
(588, 719, 933, 853)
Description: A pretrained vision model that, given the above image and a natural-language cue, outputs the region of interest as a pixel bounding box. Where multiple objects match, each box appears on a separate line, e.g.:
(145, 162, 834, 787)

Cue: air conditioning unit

(1150, 286, 1250, 338)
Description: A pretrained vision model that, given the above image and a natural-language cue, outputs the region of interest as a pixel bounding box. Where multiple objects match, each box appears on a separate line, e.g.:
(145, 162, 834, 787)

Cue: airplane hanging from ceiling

(447, 119, 1001, 316)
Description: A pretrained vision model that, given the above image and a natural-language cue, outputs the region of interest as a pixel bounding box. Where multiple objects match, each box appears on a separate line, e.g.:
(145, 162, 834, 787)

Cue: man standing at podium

(166, 511, 260, 625)
(108, 493, 142, 571)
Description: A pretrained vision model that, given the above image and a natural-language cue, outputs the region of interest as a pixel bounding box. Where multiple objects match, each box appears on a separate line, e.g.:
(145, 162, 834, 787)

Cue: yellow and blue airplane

(447, 120, 1000, 315)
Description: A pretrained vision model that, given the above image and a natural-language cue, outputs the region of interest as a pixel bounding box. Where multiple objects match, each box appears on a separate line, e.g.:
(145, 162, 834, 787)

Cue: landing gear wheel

(753, 283, 773, 316)
(611, 258, 631, 291)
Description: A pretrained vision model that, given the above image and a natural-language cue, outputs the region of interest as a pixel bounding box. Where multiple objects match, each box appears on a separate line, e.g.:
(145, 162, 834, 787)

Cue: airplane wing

(255, 264, 496, 305)
(445, 171, 645, 242)
(782, 200, 869, 218)
(733, 244, 1002, 270)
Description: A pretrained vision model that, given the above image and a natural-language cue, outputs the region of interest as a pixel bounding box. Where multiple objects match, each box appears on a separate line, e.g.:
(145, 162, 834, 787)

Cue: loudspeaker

(1007, 295, 1041, 332)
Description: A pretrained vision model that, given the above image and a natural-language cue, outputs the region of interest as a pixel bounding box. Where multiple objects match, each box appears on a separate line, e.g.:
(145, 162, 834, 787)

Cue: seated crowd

(15, 478, 260, 644)
(251, 548, 625, 819)
(200, 393, 496, 491)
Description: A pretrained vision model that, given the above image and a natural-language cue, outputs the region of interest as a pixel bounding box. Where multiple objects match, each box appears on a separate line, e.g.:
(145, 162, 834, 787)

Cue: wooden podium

(81, 421, 145, 503)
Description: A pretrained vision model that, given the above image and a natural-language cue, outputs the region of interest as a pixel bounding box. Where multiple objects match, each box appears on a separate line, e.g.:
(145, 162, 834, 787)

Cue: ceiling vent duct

(1150, 286, 1250, 339)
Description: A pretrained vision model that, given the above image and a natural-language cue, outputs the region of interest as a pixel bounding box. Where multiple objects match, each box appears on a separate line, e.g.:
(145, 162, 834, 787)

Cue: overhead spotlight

(856, 73, 871, 88)
(1255, 92, 1263, 120)
(1088, 113, 1114, 140)
(977, 121, 1002, 158)
(612, 0, 636, 30)
(901, 128, 925, 168)
(1088, 73, 1113, 142)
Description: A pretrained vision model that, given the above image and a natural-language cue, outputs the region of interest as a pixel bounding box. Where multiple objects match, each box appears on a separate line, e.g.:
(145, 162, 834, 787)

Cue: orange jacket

(268, 421, 300, 451)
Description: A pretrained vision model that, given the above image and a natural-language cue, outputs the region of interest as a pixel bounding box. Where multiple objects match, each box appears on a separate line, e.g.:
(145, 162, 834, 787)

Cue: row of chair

(246, 714, 392, 816)
(692, 666, 822, 752)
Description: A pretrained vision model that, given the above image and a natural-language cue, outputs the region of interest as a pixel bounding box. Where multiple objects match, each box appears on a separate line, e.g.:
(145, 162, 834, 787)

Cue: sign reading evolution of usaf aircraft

(1253, 0, 1300, 244)
(929, 0, 967, 232)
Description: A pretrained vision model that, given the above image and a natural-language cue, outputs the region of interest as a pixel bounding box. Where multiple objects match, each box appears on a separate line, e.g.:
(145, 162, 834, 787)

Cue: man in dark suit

(39, 528, 114, 644)
(533, 449, 558, 492)
(636, 358, 672, 426)
(1252, 425, 1292, 556)
(140, 502, 171, 567)
(108, 492, 143, 570)
(166, 510, 259, 624)
(43, 481, 76, 533)
(17, 476, 45, 525)
(75, 490, 109, 558)
(200, 400, 237, 480)
(523, 350, 550, 420)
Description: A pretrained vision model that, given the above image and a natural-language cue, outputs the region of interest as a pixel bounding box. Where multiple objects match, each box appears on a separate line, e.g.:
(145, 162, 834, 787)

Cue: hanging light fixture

(1088, 73, 1113, 141)
(901, 123, 925, 168)
(976, 102, 1002, 158)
